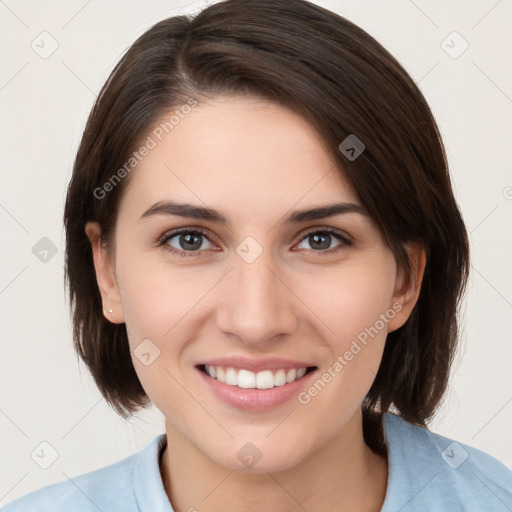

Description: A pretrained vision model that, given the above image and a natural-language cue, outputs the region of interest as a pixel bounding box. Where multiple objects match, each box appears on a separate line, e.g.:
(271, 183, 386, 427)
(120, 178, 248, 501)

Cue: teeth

(225, 367, 238, 386)
(296, 368, 306, 379)
(286, 368, 296, 383)
(256, 370, 274, 389)
(274, 369, 287, 386)
(238, 369, 256, 389)
(204, 365, 310, 389)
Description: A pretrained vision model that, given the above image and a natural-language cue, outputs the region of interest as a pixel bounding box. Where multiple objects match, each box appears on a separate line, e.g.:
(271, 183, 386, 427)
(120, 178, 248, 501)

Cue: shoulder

(0, 452, 140, 512)
(0, 435, 166, 512)
(381, 412, 512, 511)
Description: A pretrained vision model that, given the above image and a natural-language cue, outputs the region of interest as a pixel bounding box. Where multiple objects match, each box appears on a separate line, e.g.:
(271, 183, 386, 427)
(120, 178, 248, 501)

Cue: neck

(159, 410, 388, 512)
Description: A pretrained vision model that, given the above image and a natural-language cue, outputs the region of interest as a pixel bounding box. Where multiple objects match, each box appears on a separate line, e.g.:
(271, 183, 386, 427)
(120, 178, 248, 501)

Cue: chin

(205, 437, 311, 474)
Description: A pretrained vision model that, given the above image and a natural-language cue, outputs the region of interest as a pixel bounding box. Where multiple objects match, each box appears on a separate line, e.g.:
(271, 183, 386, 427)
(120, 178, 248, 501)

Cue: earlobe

(387, 242, 426, 333)
(85, 221, 125, 323)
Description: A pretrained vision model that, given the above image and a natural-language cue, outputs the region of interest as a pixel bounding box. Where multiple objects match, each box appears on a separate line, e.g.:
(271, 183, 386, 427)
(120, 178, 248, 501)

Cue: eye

(158, 227, 214, 257)
(158, 227, 352, 258)
(295, 228, 352, 254)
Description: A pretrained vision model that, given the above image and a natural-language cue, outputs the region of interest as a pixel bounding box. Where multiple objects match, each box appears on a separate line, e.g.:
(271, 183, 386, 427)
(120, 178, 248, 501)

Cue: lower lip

(196, 367, 317, 411)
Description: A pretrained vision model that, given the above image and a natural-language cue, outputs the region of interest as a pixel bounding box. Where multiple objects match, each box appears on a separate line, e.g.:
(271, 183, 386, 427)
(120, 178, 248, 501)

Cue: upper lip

(196, 356, 316, 373)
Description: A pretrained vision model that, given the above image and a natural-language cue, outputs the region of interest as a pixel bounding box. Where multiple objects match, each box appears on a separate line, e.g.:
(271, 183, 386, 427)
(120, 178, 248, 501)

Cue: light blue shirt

(2, 412, 511, 511)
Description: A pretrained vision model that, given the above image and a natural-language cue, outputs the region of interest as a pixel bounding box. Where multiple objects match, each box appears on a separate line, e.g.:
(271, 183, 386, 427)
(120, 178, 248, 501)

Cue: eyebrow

(139, 200, 369, 225)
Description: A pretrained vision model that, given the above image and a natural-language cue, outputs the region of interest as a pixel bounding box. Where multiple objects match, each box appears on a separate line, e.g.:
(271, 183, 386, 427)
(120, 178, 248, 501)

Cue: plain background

(0, 0, 511, 505)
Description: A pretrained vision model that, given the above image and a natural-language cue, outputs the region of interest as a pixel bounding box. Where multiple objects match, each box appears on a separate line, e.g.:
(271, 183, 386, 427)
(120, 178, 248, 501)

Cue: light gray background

(1, 0, 511, 505)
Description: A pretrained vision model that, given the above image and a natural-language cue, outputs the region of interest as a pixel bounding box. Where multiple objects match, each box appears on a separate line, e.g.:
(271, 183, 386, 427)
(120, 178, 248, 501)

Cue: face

(87, 95, 423, 473)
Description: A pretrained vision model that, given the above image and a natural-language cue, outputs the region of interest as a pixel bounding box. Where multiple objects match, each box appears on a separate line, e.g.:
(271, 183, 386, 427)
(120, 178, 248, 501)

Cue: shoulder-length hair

(64, 0, 469, 445)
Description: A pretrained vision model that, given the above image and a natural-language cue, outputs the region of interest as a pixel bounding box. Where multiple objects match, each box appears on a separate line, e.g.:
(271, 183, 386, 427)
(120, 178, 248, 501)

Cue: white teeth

(225, 368, 238, 386)
(216, 367, 225, 382)
(274, 369, 287, 386)
(256, 370, 274, 389)
(286, 368, 296, 383)
(296, 368, 307, 379)
(238, 369, 256, 389)
(203, 365, 310, 389)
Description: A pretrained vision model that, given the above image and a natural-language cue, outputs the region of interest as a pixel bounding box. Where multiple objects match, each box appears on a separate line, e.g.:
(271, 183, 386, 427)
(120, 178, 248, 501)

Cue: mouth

(196, 364, 317, 390)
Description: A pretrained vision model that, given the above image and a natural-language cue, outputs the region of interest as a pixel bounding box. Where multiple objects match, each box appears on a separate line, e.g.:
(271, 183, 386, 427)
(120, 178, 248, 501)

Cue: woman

(3, 0, 511, 510)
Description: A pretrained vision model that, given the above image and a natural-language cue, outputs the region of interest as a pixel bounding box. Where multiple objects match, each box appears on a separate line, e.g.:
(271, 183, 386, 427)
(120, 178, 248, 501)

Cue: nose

(215, 248, 298, 346)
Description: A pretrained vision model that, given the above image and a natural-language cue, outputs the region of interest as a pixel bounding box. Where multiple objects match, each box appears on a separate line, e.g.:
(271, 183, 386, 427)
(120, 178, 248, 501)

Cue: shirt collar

(133, 433, 173, 512)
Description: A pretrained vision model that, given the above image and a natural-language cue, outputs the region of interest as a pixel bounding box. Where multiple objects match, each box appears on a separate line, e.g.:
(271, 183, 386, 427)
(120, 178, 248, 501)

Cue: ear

(85, 221, 125, 324)
(387, 241, 426, 333)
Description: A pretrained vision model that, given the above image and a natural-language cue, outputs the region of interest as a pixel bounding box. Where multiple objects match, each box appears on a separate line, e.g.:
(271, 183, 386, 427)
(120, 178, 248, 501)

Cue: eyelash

(157, 227, 352, 258)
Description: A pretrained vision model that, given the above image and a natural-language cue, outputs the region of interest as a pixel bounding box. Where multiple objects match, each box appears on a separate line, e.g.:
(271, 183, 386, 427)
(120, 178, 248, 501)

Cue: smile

(198, 364, 316, 389)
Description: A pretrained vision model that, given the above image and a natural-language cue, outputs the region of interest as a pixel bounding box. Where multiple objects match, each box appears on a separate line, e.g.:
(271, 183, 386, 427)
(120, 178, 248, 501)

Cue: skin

(86, 95, 426, 512)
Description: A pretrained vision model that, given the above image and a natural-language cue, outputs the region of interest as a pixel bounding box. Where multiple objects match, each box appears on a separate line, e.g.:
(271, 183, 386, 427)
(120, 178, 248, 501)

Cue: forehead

(118, 95, 361, 224)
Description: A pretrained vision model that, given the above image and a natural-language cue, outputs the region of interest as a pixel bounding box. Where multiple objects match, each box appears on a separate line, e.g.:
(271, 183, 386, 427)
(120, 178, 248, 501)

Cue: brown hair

(63, 0, 469, 447)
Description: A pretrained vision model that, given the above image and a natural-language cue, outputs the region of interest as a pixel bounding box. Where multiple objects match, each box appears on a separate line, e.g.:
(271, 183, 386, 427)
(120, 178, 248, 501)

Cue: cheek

(114, 252, 215, 402)
(116, 249, 211, 341)
(303, 260, 396, 344)
(298, 261, 396, 402)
